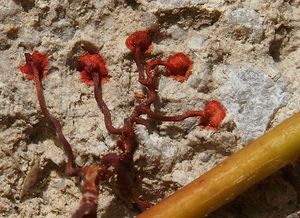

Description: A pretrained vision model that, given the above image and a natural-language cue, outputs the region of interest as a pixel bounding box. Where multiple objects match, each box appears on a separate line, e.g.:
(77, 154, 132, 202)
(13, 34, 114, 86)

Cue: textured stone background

(0, 0, 299, 217)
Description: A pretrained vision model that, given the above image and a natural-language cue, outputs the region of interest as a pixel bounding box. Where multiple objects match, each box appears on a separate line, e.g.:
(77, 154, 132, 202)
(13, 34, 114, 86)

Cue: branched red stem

(20, 30, 226, 218)
(87, 41, 209, 212)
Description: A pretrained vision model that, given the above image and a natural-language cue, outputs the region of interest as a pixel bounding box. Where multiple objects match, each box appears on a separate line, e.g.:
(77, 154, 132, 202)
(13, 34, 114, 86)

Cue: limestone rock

(224, 8, 264, 43)
(215, 65, 290, 142)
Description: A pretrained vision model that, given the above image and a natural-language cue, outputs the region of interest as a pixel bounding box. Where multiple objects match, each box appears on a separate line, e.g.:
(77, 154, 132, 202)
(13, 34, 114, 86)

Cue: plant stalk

(138, 112, 300, 218)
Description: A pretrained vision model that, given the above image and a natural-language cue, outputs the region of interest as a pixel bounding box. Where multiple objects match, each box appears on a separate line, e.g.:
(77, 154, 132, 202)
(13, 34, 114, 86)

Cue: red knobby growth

(125, 30, 152, 53)
(125, 30, 152, 86)
(78, 52, 110, 86)
(164, 52, 192, 82)
(200, 100, 227, 129)
(19, 29, 226, 218)
(20, 51, 48, 80)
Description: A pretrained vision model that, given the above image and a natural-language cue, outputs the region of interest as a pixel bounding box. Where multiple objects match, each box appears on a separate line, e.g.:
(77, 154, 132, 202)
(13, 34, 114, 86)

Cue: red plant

(164, 52, 192, 81)
(78, 52, 110, 85)
(19, 30, 226, 218)
(200, 100, 227, 129)
(21, 52, 78, 174)
(125, 30, 151, 53)
(20, 51, 48, 80)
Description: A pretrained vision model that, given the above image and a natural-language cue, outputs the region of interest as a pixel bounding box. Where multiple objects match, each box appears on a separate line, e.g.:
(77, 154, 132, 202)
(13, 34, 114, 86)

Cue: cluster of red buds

(20, 30, 226, 218)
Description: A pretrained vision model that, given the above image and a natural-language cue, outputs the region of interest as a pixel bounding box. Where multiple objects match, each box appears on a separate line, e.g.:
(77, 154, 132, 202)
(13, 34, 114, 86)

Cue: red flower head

(20, 51, 48, 80)
(165, 52, 192, 82)
(200, 100, 226, 129)
(78, 52, 110, 86)
(125, 31, 152, 53)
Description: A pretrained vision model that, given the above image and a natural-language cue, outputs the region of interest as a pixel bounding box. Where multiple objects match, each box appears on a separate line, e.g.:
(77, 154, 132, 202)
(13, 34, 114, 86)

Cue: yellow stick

(138, 112, 300, 218)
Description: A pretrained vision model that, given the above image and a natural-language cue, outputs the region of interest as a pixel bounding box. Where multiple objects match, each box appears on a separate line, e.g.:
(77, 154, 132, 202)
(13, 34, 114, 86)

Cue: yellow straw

(138, 112, 300, 218)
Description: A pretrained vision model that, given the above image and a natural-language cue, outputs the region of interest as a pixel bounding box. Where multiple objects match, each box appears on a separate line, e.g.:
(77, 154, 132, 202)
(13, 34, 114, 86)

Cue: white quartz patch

(216, 65, 290, 142)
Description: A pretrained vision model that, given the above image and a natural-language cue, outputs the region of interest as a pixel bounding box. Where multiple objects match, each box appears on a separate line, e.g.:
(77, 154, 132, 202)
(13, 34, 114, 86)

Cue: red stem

(92, 71, 124, 135)
(135, 47, 147, 85)
(139, 107, 204, 122)
(25, 53, 77, 176)
(72, 165, 101, 218)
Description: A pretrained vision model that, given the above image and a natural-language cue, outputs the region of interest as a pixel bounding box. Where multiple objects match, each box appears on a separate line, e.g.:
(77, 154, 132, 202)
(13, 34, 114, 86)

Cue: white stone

(215, 65, 290, 143)
(224, 8, 264, 42)
(186, 29, 206, 50)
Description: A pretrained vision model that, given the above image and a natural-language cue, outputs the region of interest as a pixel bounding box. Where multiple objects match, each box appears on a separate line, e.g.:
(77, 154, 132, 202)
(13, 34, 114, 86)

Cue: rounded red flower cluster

(78, 52, 110, 86)
(200, 100, 227, 129)
(125, 31, 192, 82)
(165, 52, 192, 82)
(125, 31, 152, 53)
(20, 51, 48, 80)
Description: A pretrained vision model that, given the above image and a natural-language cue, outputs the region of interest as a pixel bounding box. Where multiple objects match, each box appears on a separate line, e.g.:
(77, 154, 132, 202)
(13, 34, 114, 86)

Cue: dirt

(0, 0, 299, 217)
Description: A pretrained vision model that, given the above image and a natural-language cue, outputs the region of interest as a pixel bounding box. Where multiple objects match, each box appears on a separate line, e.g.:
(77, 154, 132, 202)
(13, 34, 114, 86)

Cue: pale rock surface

(215, 65, 290, 142)
(224, 8, 264, 43)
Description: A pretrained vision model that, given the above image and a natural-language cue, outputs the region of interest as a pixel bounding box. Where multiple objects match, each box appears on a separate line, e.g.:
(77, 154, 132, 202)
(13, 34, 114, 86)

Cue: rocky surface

(215, 64, 290, 143)
(0, 0, 299, 217)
